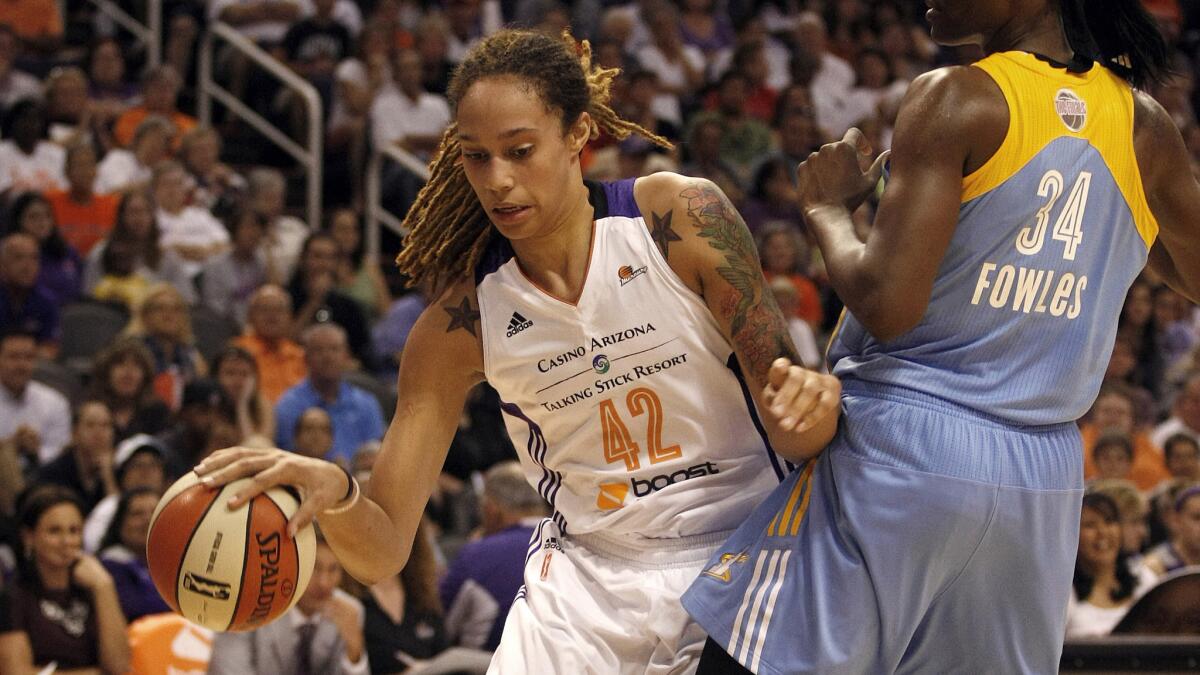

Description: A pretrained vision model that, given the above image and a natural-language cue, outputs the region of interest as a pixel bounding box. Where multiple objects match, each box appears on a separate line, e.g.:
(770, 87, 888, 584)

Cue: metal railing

(365, 144, 430, 261)
(198, 22, 323, 228)
(88, 0, 161, 68)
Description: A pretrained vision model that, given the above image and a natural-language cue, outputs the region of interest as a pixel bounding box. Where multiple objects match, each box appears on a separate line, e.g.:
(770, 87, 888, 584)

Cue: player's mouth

(491, 204, 532, 225)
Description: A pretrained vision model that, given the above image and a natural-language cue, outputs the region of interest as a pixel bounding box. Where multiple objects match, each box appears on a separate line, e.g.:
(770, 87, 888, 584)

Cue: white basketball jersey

(476, 179, 789, 539)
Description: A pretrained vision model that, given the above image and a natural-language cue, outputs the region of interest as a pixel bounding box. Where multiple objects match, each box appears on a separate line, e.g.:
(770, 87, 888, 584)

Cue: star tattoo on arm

(443, 296, 481, 336)
(650, 210, 682, 260)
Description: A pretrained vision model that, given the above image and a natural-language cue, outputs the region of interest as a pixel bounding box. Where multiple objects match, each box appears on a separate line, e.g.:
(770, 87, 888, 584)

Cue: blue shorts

(682, 382, 1084, 674)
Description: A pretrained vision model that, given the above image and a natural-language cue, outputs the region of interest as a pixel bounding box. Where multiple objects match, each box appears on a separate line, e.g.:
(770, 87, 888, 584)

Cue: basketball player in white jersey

(195, 30, 839, 672)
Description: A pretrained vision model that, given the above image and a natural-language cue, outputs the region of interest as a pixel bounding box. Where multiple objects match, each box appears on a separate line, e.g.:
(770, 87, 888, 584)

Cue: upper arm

(367, 283, 484, 536)
(633, 173, 798, 390)
(0, 630, 35, 675)
(860, 67, 1005, 333)
(1134, 91, 1200, 303)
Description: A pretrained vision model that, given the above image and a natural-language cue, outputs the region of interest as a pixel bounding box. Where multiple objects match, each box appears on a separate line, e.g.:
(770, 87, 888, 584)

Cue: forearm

(807, 205, 907, 341)
(90, 581, 131, 674)
(318, 496, 412, 584)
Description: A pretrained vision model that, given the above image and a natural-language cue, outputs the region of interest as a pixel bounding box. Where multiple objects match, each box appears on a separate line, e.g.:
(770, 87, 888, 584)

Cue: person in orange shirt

(233, 284, 307, 403)
(0, 0, 63, 55)
(112, 65, 196, 149)
(44, 141, 118, 256)
(1081, 383, 1170, 491)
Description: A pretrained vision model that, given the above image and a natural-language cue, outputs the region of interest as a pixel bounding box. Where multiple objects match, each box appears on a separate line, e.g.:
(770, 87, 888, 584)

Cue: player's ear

(566, 112, 592, 155)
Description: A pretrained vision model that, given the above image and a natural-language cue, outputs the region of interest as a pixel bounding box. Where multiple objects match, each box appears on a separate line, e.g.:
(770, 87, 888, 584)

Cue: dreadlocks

(395, 30, 672, 292)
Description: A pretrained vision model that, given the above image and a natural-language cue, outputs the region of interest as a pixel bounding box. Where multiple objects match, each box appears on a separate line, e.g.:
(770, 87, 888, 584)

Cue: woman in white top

(1065, 492, 1160, 638)
(0, 99, 66, 195)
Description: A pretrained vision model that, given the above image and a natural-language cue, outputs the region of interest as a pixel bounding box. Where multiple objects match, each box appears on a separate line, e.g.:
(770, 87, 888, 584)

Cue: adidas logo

(506, 311, 533, 337)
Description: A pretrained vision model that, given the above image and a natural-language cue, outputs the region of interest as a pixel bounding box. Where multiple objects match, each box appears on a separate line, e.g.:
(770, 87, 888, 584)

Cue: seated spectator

(288, 232, 374, 367)
(112, 65, 197, 149)
(125, 283, 208, 409)
(44, 140, 120, 256)
(5, 191, 83, 307)
(95, 115, 172, 195)
(4, 486, 130, 673)
(352, 520, 446, 673)
(1064, 492, 1159, 638)
(636, 1, 704, 126)
(842, 48, 908, 135)
(771, 106, 820, 183)
(42, 66, 94, 146)
(200, 206, 274, 324)
(92, 235, 152, 310)
(792, 12, 854, 139)
(212, 346, 276, 444)
(678, 0, 733, 72)
(679, 115, 743, 205)
(90, 337, 172, 443)
(234, 284, 308, 403)
(36, 400, 118, 513)
(1164, 433, 1200, 482)
(1092, 431, 1135, 483)
(1081, 383, 1169, 490)
(1154, 285, 1195, 373)
(0, 329, 70, 469)
(152, 161, 229, 278)
(441, 462, 545, 651)
(351, 440, 378, 491)
(370, 48, 452, 161)
(209, 0, 301, 48)
(1088, 479, 1151, 558)
(280, 0, 354, 108)
(372, 279, 428, 371)
(0, 99, 66, 195)
(97, 487, 170, 621)
(208, 529, 368, 675)
(758, 221, 822, 328)
(84, 191, 195, 302)
(724, 41, 778, 123)
(158, 379, 236, 480)
(329, 208, 389, 320)
(292, 407, 334, 459)
(179, 126, 245, 215)
(1144, 483, 1200, 575)
(0, 25, 40, 109)
(1152, 373, 1200, 449)
(247, 167, 309, 280)
(0, 232, 60, 349)
(83, 433, 167, 553)
(86, 37, 136, 147)
(274, 323, 385, 464)
(742, 156, 807, 236)
(689, 71, 773, 179)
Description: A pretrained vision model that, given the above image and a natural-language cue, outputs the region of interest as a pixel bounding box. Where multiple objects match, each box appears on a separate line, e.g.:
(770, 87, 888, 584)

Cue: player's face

(924, 0, 1020, 47)
(1077, 505, 1120, 570)
(456, 75, 591, 243)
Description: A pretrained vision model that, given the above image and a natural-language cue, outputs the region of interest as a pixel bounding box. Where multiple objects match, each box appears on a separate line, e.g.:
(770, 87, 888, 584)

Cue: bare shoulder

(632, 172, 747, 291)
(892, 64, 1007, 172)
(404, 277, 486, 385)
(1131, 89, 1187, 183)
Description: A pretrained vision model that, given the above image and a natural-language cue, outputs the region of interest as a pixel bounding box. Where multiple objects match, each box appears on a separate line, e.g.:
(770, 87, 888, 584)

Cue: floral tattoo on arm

(681, 182, 801, 378)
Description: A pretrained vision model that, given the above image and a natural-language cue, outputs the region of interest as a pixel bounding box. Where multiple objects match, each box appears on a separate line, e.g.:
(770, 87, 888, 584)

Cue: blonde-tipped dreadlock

(395, 30, 672, 293)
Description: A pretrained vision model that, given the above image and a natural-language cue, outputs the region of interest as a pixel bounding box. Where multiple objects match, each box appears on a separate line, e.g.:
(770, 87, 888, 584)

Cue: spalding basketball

(146, 471, 315, 632)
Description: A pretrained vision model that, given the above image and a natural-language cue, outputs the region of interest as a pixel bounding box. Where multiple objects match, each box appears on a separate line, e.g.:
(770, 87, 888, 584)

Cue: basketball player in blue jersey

(194, 31, 842, 672)
(686, 1, 1200, 674)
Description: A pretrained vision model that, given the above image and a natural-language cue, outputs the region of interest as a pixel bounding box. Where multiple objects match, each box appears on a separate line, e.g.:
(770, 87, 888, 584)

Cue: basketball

(146, 471, 316, 632)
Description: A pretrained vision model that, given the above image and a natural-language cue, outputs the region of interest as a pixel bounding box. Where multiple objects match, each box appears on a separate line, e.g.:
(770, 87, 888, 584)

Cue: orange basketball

(146, 471, 316, 632)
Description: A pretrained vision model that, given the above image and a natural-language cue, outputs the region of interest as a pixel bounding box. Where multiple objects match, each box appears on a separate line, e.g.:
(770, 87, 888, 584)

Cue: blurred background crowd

(0, 0, 1198, 672)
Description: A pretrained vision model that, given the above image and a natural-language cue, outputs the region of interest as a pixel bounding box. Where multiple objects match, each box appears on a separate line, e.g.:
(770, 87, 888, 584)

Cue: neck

(983, 7, 1072, 62)
(1081, 559, 1117, 587)
(38, 564, 70, 590)
(508, 182, 594, 301)
(311, 377, 340, 400)
(69, 185, 92, 202)
(2, 381, 25, 398)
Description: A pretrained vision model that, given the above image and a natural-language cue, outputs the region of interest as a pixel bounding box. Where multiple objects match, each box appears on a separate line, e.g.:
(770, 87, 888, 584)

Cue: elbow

(348, 541, 410, 587)
(848, 286, 926, 343)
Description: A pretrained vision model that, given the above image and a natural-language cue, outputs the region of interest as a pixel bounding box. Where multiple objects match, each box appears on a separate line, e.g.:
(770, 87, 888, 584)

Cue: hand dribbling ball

(146, 471, 315, 632)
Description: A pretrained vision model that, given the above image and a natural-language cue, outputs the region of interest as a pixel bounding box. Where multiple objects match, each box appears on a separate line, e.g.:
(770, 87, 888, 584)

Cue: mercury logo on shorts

(506, 311, 533, 337)
(1054, 89, 1087, 132)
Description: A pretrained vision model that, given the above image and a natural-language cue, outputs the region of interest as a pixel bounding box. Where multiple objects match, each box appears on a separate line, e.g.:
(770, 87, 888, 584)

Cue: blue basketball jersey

(828, 52, 1157, 425)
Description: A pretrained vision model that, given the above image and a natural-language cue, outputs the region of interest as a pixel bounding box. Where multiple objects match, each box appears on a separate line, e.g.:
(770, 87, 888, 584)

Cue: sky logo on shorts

(506, 311, 533, 337)
(596, 482, 629, 510)
(1054, 89, 1087, 132)
(618, 264, 647, 286)
(702, 552, 750, 582)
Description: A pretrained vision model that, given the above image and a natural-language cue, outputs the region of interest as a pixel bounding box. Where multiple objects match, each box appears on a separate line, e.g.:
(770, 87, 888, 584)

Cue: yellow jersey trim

(960, 52, 1158, 249)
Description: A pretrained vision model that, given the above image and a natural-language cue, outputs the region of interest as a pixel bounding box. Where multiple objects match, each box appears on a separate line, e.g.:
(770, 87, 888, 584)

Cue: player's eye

(463, 150, 488, 162)
(510, 145, 533, 159)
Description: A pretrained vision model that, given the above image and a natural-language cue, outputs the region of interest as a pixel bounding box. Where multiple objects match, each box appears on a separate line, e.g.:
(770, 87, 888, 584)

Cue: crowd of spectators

(0, 0, 1199, 671)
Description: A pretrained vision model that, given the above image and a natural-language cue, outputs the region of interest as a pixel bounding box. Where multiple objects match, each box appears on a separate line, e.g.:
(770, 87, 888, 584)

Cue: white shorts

(487, 519, 729, 675)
